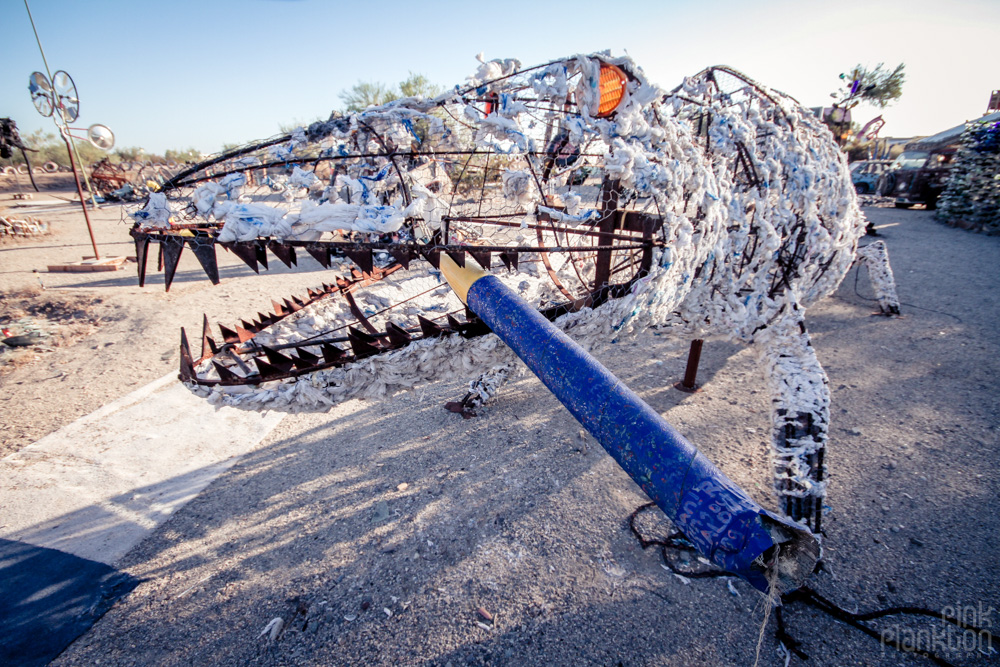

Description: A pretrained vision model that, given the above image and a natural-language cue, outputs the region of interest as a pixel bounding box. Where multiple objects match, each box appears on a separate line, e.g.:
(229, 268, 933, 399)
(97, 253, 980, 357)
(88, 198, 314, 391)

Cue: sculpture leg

(445, 360, 518, 418)
(854, 240, 901, 315)
(755, 310, 830, 533)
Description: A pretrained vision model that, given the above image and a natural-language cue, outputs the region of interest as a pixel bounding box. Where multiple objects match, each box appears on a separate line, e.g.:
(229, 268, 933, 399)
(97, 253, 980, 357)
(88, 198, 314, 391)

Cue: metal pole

(676, 338, 704, 392)
(66, 132, 100, 207)
(438, 255, 819, 594)
(62, 130, 100, 260)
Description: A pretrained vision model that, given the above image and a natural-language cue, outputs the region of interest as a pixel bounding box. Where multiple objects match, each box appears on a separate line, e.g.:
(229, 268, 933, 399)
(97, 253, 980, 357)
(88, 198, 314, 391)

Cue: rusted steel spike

(348, 326, 380, 345)
(320, 343, 347, 363)
(291, 350, 320, 370)
(271, 300, 288, 316)
(256, 312, 272, 328)
(235, 324, 255, 343)
(268, 241, 297, 269)
(307, 287, 320, 299)
(179, 327, 195, 382)
(212, 360, 243, 384)
(240, 319, 258, 334)
(222, 242, 260, 274)
(465, 306, 479, 322)
(292, 295, 306, 307)
(187, 238, 220, 285)
(445, 250, 465, 268)
(218, 323, 240, 345)
(385, 321, 413, 348)
(389, 247, 411, 270)
(343, 248, 374, 275)
(284, 298, 301, 313)
(294, 348, 320, 364)
(469, 250, 491, 270)
(305, 244, 331, 269)
(200, 314, 214, 359)
(261, 345, 296, 372)
(255, 241, 269, 270)
(422, 248, 441, 269)
(253, 357, 287, 381)
(162, 236, 185, 292)
(446, 314, 463, 332)
(134, 234, 150, 287)
(157, 242, 163, 272)
(347, 327, 381, 358)
(417, 315, 445, 338)
(499, 251, 519, 271)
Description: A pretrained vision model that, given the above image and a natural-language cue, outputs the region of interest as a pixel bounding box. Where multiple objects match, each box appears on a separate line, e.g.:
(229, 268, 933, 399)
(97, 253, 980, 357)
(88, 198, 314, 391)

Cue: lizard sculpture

(129, 53, 900, 533)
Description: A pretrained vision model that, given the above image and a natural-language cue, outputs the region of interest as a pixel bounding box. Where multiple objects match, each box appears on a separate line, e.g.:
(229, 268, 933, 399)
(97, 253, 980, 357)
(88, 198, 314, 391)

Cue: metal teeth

(291, 348, 320, 370)
(305, 243, 331, 268)
(500, 251, 518, 271)
(267, 241, 297, 269)
(445, 250, 465, 268)
(222, 241, 261, 274)
(343, 248, 374, 275)
(179, 327, 195, 381)
(385, 321, 413, 348)
(162, 236, 185, 292)
(469, 250, 491, 270)
(422, 248, 441, 269)
(389, 247, 411, 270)
(347, 326, 381, 358)
(260, 346, 296, 372)
(417, 315, 445, 338)
(212, 360, 243, 383)
(188, 237, 220, 285)
(321, 343, 347, 363)
(218, 323, 241, 345)
(134, 233, 150, 287)
(234, 324, 255, 343)
(253, 357, 286, 380)
(201, 314, 217, 359)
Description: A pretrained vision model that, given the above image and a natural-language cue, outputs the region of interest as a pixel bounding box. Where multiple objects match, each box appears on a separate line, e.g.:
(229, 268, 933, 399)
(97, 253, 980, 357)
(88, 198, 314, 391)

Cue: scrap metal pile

(128, 53, 900, 532)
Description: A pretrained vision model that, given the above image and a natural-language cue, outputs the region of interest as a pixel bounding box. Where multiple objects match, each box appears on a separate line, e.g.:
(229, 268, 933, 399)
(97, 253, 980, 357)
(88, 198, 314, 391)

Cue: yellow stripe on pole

(439, 253, 488, 305)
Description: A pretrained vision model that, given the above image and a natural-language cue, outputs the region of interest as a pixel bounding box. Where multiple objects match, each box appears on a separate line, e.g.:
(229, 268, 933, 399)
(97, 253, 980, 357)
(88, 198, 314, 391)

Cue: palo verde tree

(339, 73, 442, 113)
(825, 62, 906, 146)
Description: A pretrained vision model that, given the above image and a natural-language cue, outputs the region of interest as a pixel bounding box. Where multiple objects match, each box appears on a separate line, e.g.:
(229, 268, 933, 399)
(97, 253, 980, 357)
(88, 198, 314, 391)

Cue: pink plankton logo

(881, 602, 995, 658)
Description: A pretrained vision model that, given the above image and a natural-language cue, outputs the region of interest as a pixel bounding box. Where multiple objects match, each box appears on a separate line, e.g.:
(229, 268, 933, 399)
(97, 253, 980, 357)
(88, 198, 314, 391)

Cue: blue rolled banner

(440, 256, 819, 595)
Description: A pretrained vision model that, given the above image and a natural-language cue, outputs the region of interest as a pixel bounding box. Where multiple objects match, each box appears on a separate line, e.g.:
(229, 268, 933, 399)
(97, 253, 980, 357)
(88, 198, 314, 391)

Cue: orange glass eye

(596, 64, 627, 118)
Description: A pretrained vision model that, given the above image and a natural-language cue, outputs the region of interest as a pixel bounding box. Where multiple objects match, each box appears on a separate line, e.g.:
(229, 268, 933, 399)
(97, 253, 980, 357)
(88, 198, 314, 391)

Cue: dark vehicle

(875, 149, 954, 209)
(849, 159, 891, 194)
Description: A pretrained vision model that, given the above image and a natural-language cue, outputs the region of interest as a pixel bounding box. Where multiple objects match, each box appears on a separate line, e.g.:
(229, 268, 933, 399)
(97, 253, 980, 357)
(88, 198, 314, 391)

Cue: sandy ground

(2, 173, 998, 665)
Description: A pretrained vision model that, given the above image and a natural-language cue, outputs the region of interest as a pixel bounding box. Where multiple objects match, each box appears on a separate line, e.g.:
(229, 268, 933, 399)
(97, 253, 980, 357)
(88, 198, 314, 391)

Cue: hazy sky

(2, 0, 997, 156)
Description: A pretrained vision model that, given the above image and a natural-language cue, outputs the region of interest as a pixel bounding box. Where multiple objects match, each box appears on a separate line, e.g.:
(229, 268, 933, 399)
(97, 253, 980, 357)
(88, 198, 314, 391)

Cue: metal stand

(674, 339, 704, 392)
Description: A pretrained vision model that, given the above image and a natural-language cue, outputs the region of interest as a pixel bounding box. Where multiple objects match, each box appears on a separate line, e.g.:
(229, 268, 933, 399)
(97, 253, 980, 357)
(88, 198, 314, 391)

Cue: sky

(2, 0, 997, 156)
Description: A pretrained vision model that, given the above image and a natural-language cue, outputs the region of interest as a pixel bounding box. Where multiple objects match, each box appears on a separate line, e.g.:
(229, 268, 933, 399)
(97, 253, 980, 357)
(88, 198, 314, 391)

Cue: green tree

(164, 148, 202, 163)
(340, 81, 398, 113)
(114, 146, 144, 162)
(398, 72, 442, 99)
(837, 63, 906, 109)
(338, 73, 442, 113)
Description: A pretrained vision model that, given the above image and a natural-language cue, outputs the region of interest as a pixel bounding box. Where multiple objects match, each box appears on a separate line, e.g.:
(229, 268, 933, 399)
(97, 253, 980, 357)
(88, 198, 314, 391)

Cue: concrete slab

(0, 373, 283, 565)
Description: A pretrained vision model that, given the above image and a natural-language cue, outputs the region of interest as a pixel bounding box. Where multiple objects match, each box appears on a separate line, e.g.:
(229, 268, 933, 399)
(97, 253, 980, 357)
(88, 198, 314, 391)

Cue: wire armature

(629, 502, 994, 666)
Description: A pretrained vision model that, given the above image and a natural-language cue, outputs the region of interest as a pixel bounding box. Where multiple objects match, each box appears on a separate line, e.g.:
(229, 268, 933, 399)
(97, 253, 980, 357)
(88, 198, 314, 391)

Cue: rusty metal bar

(675, 339, 704, 393)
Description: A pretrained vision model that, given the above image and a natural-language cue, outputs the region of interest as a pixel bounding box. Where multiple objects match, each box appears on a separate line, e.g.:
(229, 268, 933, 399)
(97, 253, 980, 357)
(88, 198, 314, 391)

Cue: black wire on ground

(629, 503, 995, 666)
(850, 261, 963, 323)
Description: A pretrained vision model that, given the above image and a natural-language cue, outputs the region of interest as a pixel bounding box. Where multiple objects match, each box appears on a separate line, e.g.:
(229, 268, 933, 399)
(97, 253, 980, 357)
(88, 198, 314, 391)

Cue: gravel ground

(3, 177, 998, 666)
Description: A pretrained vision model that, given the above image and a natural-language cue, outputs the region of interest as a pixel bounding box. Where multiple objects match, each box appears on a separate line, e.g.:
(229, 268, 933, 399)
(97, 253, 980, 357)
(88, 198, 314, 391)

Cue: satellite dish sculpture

(128, 53, 900, 534)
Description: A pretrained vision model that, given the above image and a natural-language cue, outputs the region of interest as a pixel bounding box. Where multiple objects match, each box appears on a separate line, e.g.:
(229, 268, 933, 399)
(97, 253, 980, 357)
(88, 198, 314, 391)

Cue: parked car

(849, 159, 892, 194)
(875, 149, 954, 209)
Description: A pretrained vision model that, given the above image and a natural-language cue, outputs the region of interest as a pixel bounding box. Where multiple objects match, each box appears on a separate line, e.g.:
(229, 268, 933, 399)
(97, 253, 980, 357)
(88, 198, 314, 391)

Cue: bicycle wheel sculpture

(129, 53, 900, 532)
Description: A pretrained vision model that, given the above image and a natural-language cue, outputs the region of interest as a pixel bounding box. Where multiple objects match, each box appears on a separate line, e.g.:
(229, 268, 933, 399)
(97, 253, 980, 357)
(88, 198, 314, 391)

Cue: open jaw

(128, 53, 892, 536)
